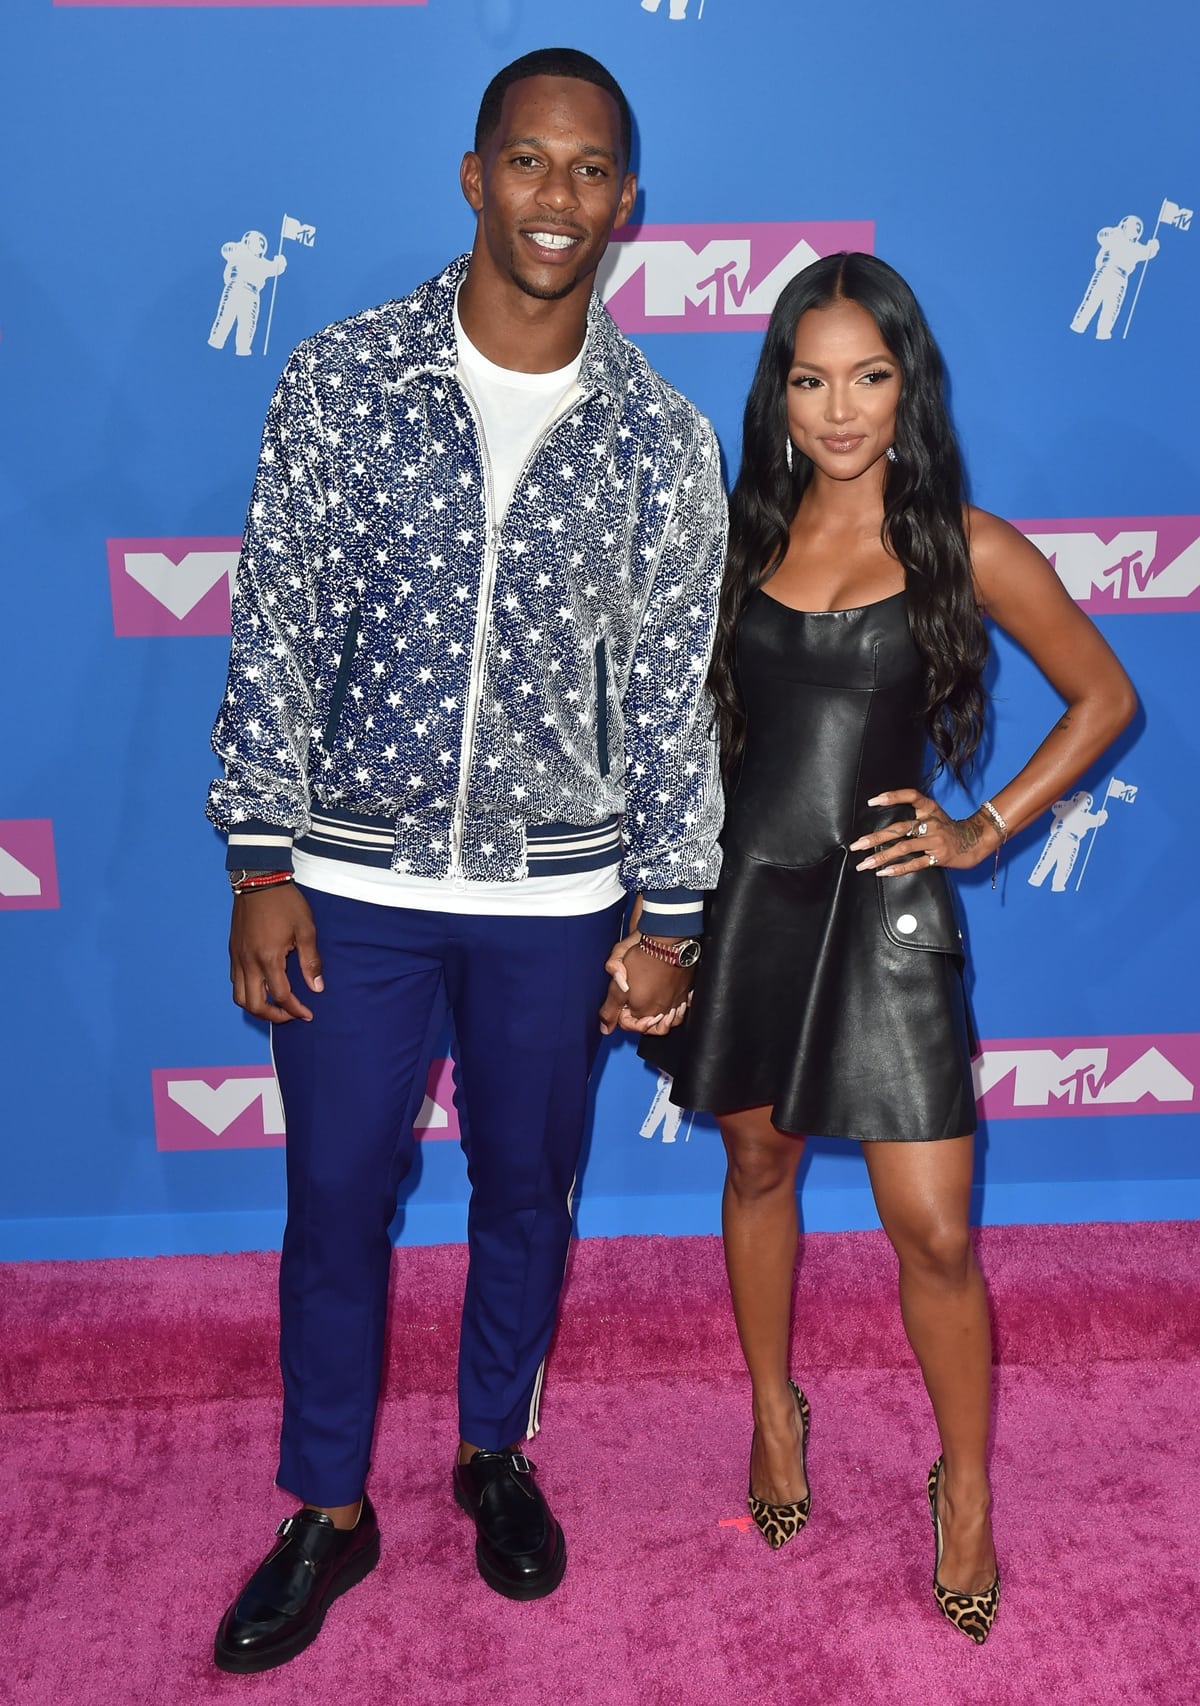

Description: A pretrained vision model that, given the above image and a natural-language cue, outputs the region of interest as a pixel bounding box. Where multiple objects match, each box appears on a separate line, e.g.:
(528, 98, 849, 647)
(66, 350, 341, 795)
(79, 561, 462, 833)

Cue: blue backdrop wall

(2, 0, 1197, 1259)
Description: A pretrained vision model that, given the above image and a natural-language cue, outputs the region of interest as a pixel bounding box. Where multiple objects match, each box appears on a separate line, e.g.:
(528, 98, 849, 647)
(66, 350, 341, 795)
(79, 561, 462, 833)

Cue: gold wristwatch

(638, 935, 702, 969)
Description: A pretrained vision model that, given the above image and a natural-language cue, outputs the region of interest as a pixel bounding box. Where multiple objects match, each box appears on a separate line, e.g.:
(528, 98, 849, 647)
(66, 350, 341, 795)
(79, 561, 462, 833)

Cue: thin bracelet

(979, 799, 1009, 891)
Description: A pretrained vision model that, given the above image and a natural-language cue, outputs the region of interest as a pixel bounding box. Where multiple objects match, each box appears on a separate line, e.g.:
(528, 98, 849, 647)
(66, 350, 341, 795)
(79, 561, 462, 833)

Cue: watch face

(678, 940, 702, 968)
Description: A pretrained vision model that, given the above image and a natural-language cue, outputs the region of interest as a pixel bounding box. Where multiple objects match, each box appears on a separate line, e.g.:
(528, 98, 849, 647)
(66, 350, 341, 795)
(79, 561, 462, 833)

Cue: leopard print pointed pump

(927, 1456, 1000, 1643)
(747, 1381, 811, 1549)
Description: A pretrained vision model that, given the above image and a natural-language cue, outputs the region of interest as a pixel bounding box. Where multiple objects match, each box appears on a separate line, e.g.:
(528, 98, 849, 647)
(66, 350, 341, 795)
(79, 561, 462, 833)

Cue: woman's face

(785, 297, 900, 482)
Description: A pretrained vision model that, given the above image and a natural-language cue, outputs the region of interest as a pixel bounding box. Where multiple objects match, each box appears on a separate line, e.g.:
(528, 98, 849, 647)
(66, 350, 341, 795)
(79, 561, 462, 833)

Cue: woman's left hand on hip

(849, 789, 995, 875)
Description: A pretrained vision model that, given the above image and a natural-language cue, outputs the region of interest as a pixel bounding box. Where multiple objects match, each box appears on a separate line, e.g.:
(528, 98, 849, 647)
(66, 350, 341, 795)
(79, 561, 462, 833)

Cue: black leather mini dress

(642, 587, 977, 1142)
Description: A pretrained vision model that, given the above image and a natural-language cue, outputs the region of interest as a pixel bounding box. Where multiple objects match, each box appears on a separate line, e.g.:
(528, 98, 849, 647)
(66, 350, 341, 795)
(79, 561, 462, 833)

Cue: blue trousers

(271, 887, 622, 1507)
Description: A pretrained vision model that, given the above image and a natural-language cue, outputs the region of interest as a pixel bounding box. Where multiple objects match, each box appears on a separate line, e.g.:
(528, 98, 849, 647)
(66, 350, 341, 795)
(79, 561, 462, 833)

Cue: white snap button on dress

(896, 914, 918, 934)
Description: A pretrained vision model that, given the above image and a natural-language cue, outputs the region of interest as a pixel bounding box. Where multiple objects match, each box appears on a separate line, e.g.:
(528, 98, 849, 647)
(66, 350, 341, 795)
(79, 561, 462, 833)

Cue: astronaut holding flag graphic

(1070, 216, 1159, 341)
(208, 231, 287, 358)
(207, 214, 316, 359)
(1071, 198, 1192, 342)
(1028, 778, 1137, 892)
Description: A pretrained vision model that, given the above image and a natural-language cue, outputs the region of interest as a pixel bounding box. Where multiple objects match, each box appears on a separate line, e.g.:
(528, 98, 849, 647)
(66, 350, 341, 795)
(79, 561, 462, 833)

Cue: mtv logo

(107, 537, 241, 637)
(413, 1055, 461, 1142)
(598, 221, 875, 334)
(1017, 516, 1200, 613)
(0, 820, 60, 911)
(974, 1034, 1200, 1120)
(153, 1058, 459, 1151)
(153, 1067, 284, 1151)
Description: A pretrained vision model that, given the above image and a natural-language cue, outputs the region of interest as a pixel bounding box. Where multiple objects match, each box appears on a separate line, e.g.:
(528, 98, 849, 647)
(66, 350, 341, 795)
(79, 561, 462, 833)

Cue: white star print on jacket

(207, 255, 726, 933)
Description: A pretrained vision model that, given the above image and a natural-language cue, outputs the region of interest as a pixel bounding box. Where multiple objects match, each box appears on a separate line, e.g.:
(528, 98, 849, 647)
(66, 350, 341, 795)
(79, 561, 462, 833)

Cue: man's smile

(521, 228, 584, 256)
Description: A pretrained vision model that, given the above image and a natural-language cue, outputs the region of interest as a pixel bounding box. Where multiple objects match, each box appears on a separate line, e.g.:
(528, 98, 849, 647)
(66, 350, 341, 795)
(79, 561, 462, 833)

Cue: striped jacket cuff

(639, 888, 705, 938)
(225, 823, 296, 873)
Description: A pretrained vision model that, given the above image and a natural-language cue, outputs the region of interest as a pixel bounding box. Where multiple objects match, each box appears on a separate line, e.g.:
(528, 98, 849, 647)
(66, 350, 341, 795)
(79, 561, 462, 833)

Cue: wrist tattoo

(953, 812, 987, 855)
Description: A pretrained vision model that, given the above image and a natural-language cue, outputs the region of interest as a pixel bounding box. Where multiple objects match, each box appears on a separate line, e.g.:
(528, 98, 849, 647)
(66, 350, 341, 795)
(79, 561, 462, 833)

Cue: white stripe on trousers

(525, 1167, 579, 1439)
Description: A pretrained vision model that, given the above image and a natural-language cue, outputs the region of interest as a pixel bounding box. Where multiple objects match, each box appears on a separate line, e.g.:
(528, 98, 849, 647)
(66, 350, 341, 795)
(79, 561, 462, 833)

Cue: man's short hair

(474, 47, 633, 167)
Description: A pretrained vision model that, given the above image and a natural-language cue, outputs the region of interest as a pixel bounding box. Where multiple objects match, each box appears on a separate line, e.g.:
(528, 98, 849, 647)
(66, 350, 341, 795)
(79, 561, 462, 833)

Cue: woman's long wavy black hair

(709, 252, 987, 785)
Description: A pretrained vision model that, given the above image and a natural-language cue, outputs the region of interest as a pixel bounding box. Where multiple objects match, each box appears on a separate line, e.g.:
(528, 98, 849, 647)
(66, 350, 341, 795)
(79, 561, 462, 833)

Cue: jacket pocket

(594, 635, 610, 778)
(876, 866, 963, 954)
(321, 607, 362, 751)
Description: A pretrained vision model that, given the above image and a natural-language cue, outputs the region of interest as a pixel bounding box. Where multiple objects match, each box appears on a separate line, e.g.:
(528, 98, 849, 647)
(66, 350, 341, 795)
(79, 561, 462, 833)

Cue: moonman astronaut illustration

(640, 1071, 693, 1144)
(1028, 791, 1108, 892)
(1070, 216, 1159, 341)
(208, 231, 287, 357)
(641, 0, 694, 19)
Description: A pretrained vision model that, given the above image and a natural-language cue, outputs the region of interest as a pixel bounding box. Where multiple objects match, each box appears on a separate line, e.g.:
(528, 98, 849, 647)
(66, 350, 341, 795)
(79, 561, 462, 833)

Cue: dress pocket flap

(876, 868, 963, 954)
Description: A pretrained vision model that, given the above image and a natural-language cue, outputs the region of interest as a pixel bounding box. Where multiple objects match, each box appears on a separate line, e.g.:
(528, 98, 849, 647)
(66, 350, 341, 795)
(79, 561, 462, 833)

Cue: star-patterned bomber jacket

(207, 255, 727, 935)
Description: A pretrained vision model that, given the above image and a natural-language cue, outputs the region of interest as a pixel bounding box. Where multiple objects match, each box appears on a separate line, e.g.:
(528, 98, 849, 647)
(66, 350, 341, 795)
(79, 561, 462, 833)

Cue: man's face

(461, 75, 637, 303)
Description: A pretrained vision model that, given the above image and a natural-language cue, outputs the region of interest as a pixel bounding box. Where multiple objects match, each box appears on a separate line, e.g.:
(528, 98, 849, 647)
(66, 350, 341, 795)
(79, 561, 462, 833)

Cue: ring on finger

(927, 851, 938, 867)
(916, 820, 928, 837)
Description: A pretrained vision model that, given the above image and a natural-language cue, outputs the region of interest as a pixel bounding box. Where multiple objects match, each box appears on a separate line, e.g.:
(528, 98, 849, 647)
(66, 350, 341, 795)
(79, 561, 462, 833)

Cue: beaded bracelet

(232, 871, 295, 896)
(979, 799, 1009, 890)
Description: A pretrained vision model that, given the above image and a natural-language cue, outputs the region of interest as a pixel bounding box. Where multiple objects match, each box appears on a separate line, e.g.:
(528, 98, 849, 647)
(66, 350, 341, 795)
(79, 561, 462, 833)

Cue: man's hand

(229, 883, 323, 1023)
(599, 931, 693, 1037)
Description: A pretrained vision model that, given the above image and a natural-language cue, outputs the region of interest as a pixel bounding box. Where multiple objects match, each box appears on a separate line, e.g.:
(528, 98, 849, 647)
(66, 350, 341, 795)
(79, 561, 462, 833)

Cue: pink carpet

(3, 1224, 1198, 1705)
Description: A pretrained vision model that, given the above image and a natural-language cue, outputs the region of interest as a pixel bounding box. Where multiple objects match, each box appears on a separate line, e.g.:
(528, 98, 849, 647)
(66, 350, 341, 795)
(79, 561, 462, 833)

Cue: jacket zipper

(448, 386, 497, 878)
(447, 383, 595, 877)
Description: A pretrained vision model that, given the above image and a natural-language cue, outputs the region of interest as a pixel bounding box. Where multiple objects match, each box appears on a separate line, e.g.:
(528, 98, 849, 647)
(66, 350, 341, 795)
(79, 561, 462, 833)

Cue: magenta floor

(4, 1225, 1198, 1706)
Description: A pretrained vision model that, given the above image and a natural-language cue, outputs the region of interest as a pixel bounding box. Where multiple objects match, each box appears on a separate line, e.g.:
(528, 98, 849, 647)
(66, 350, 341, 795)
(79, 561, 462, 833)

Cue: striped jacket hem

(226, 809, 703, 933)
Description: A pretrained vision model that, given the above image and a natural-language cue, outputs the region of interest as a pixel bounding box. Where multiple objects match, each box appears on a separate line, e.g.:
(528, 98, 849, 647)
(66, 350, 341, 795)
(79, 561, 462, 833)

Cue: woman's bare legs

(862, 1135, 996, 1593)
(719, 1106, 808, 1503)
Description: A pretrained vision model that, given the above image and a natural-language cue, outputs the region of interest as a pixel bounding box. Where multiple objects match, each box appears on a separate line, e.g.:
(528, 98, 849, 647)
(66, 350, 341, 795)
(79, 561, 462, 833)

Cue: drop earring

(886, 445, 898, 462)
(785, 438, 794, 472)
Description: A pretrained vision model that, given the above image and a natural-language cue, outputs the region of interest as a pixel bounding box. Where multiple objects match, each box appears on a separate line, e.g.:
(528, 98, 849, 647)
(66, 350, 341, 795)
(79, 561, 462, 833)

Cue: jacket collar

(411, 253, 629, 399)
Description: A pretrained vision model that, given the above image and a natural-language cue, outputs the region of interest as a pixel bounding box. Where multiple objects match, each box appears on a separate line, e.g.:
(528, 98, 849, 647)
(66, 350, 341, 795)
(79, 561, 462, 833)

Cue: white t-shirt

(292, 303, 623, 917)
(454, 297, 583, 520)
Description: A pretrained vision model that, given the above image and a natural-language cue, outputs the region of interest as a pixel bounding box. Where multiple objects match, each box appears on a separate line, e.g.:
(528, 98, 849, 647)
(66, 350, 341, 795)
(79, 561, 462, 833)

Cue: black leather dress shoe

(453, 1451, 566, 1601)
(213, 1496, 380, 1673)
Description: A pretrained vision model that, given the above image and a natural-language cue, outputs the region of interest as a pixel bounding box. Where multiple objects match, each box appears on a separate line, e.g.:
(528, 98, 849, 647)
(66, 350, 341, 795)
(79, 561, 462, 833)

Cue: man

(207, 48, 725, 1674)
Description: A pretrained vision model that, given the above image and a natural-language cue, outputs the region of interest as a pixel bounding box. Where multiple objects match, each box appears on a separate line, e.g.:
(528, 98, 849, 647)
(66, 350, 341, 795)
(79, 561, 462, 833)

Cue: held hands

(849, 790, 1000, 876)
(598, 926, 694, 1037)
(229, 884, 323, 1023)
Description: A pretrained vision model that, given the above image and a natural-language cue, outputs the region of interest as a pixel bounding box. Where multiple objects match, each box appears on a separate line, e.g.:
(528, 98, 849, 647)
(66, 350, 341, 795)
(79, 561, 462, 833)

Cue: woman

(629, 253, 1136, 1642)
